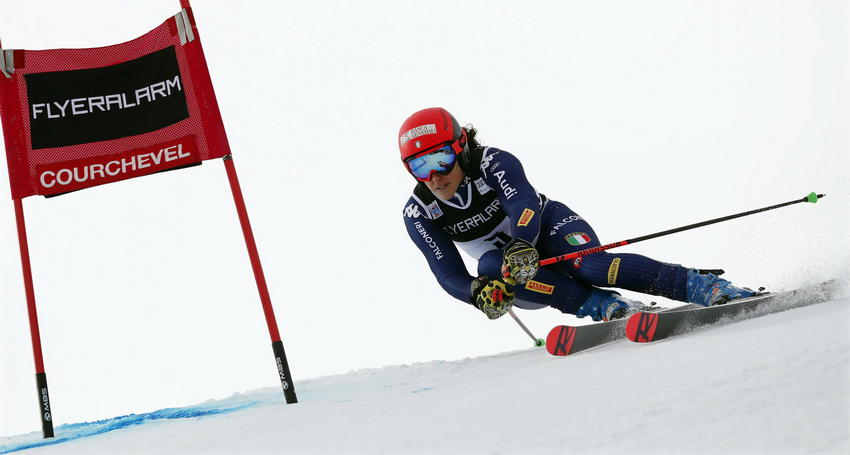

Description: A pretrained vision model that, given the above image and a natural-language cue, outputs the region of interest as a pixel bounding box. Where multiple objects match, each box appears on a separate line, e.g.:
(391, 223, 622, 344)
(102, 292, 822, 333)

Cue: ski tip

(625, 312, 659, 343)
(546, 325, 576, 356)
(805, 192, 824, 203)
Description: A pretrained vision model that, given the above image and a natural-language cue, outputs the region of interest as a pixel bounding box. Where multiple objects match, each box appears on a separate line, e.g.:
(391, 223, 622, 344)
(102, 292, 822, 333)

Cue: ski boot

(686, 269, 756, 307)
(577, 288, 650, 322)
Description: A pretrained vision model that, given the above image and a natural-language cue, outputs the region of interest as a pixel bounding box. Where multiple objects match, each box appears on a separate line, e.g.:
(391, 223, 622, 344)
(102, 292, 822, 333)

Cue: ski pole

(507, 308, 545, 347)
(539, 192, 824, 267)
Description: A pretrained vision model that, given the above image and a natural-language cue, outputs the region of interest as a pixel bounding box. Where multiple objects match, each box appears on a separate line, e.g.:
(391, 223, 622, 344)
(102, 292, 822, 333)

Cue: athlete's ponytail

(460, 124, 483, 172)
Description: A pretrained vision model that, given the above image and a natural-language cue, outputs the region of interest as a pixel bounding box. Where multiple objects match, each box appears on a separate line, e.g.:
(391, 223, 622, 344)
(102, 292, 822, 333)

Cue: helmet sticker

(400, 124, 437, 145)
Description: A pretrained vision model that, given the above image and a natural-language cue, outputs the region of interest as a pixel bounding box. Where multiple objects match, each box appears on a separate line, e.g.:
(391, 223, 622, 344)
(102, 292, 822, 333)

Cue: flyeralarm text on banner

(0, 9, 230, 199)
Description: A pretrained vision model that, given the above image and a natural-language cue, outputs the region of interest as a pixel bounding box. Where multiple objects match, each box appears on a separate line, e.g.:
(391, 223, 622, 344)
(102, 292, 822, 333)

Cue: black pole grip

(272, 341, 298, 404)
(35, 373, 54, 438)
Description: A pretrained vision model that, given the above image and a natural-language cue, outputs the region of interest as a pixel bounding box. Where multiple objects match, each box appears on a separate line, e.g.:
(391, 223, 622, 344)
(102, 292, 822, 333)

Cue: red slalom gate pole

(13, 199, 55, 438)
(539, 192, 825, 267)
(222, 156, 297, 404)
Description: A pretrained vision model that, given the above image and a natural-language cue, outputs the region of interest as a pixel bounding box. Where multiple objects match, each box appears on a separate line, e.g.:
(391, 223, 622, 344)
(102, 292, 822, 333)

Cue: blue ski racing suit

(402, 146, 692, 315)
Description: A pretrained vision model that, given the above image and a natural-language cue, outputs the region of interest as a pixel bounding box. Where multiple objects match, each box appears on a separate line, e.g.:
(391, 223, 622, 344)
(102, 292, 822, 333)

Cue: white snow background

(1, 0, 848, 452)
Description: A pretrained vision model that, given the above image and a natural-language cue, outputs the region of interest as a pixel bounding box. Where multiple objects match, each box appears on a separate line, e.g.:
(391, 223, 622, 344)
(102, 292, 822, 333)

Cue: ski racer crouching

(400, 107, 755, 321)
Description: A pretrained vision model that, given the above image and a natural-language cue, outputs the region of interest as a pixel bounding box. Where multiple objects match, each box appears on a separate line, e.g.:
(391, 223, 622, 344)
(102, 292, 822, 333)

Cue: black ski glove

(470, 276, 515, 320)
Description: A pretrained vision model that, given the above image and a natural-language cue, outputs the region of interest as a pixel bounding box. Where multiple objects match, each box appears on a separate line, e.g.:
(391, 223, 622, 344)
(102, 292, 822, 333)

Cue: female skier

(400, 107, 754, 321)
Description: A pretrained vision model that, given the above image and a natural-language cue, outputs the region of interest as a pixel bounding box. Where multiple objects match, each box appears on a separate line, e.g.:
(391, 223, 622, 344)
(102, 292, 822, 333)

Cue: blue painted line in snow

(0, 402, 259, 454)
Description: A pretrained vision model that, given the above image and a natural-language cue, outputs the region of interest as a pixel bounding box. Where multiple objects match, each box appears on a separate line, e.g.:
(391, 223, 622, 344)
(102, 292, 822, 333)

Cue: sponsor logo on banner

(565, 232, 591, 246)
(404, 203, 421, 218)
(427, 201, 444, 219)
(25, 46, 189, 149)
(549, 215, 584, 235)
(35, 136, 198, 195)
(607, 258, 621, 285)
(400, 124, 437, 145)
(517, 208, 535, 227)
(474, 177, 491, 195)
(525, 280, 554, 295)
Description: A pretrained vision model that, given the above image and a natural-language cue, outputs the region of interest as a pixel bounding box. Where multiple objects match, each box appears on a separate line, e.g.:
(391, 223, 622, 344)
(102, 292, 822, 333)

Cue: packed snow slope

(2, 292, 848, 454)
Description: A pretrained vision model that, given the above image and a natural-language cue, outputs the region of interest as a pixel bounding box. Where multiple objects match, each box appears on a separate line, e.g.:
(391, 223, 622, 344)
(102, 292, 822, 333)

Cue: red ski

(626, 280, 837, 343)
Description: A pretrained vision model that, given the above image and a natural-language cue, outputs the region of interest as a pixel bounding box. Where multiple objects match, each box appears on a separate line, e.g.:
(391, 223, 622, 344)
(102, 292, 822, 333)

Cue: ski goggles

(404, 143, 461, 182)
